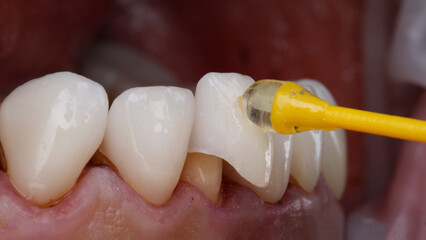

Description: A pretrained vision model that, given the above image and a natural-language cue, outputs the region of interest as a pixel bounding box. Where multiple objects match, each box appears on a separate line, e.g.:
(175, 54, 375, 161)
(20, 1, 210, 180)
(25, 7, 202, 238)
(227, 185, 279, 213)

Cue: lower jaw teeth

(0, 72, 109, 206)
(0, 72, 347, 207)
(180, 153, 223, 205)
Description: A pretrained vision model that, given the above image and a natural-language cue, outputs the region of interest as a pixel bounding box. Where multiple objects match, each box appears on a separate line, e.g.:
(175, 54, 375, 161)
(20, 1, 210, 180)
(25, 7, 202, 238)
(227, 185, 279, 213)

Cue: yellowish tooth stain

(180, 153, 223, 205)
(91, 150, 119, 174)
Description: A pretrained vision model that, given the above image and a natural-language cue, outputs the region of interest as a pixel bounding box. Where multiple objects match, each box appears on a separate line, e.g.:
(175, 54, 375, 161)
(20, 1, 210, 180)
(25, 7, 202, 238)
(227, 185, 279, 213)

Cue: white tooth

(297, 79, 347, 198)
(288, 81, 324, 193)
(100, 86, 195, 205)
(224, 133, 292, 203)
(0, 72, 108, 206)
(189, 73, 273, 188)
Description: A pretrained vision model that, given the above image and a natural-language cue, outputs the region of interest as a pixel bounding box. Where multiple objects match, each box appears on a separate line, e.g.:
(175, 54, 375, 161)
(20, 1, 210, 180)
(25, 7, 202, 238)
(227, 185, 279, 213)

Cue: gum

(0, 165, 344, 239)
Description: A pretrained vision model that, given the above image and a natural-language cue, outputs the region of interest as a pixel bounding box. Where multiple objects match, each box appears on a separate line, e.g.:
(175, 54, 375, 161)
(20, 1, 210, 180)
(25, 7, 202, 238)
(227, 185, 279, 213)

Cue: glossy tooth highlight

(0, 72, 108, 206)
(180, 153, 223, 204)
(100, 86, 195, 205)
(297, 79, 347, 198)
(189, 73, 273, 188)
(224, 133, 293, 203)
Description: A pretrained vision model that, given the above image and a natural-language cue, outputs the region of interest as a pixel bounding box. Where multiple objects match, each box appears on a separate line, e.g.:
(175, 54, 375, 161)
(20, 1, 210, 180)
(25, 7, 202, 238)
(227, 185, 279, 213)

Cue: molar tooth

(189, 73, 273, 188)
(100, 86, 195, 205)
(297, 79, 347, 198)
(0, 72, 108, 206)
(180, 153, 222, 204)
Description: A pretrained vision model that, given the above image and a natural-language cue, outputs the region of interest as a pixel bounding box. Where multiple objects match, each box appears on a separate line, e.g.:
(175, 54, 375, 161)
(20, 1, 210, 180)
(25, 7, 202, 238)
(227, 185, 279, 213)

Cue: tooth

(189, 73, 273, 188)
(0, 72, 108, 206)
(224, 133, 293, 203)
(180, 153, 222, 204)
(100, 86, 195, 205)
(296, 79, 347, 198)
(288, 81, 324, 193)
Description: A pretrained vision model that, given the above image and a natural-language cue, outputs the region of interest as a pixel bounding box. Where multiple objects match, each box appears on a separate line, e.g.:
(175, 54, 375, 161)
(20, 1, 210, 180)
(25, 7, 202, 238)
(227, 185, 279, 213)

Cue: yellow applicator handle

(242, 80, 426, 142)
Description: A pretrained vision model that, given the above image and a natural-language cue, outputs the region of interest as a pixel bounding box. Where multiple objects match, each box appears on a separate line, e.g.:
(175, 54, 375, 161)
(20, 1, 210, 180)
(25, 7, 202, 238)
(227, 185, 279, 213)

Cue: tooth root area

(101, 86, 195, 206)
(91, 150, 119, 174)
(0, 72, 108, 206)
(180, 153, 223, 205)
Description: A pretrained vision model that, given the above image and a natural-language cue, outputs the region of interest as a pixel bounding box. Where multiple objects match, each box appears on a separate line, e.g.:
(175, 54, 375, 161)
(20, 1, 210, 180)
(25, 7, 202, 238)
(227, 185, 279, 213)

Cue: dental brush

(242, 80, 426, 142)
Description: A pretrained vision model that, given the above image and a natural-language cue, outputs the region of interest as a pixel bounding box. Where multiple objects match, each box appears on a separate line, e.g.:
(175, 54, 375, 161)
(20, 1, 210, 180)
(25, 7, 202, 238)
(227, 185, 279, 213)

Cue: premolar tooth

(297, 79, 347, 198)
(0, 72, 108, 206)
(289, 82, 324, 193)
(100, 86, 195, 205)
(189, 73, 273, 188)
(180, 153, 222, 204)
(224, 133, 293, 203)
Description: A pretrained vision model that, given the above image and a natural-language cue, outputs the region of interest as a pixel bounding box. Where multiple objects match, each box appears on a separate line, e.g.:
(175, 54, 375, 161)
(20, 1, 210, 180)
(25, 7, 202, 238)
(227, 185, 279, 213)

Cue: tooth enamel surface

(100, 86, 195, 205)
(297, 79, 347, 198)
(180, 153, 222, 204)
(189, 73, 272, 188)
(224, 133, 293, 203)
(0, 72, 108, 205)
(289, 82, 324, 193)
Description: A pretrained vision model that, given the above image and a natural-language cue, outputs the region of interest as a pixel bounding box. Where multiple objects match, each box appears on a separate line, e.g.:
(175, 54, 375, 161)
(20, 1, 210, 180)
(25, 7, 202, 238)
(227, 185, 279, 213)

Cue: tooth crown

(0, 72, 108, 205)
(101, 86, 195, 205)
(189, 73, 273, 188)
(296, 79, 347, 198)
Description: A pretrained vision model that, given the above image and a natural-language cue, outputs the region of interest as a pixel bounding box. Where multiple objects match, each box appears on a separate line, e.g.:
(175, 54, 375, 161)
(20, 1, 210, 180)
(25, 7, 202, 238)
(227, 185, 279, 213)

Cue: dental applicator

(242, 80, 426, 142)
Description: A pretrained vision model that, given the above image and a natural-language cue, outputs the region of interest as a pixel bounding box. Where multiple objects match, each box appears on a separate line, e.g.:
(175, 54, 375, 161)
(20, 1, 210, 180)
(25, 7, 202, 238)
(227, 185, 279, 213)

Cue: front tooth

(289, 82, 324, 193)
(189, 73, 273, 188)
(0, 72, 108, 206)
(100, 86, 195, 205)
(224, 133, 293, 203)
(297, 79, 347, 198)
(180, 153, 222, 204)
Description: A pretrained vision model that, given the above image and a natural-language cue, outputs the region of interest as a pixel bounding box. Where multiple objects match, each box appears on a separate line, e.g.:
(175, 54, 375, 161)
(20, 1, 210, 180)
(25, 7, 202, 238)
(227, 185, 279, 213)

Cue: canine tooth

(189, 73, 273, 188)
(224, 133, 293, 203)
(100, 86, 195, 205)
(180, 153, 222, 204)
(0, 72, 108, 205)
(297, 79, 347, 198)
